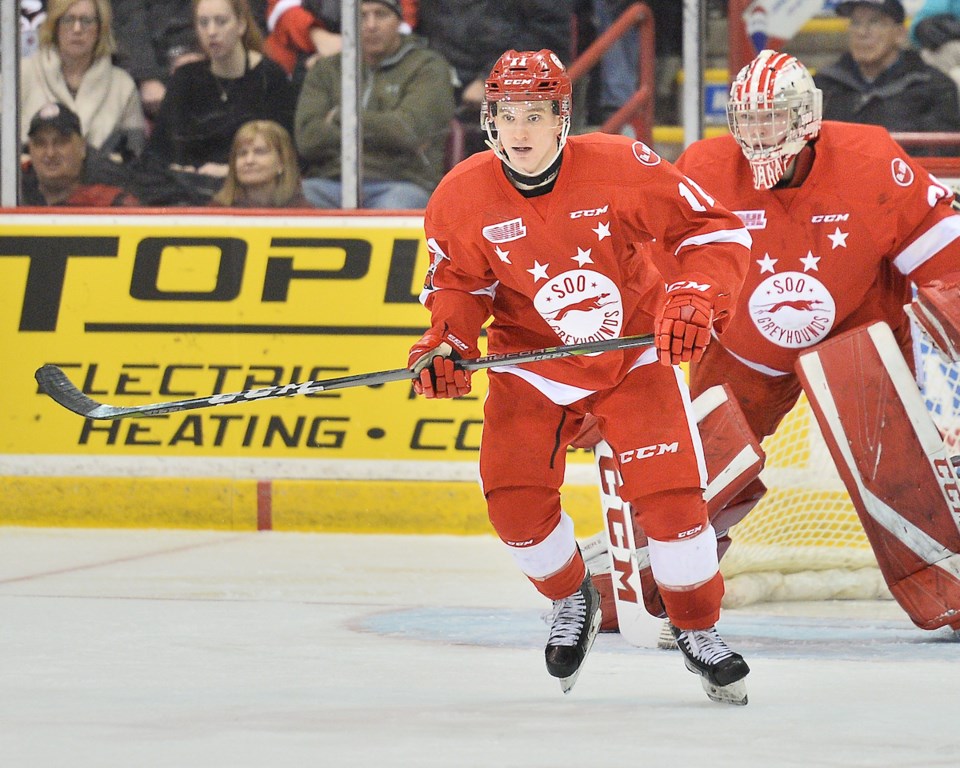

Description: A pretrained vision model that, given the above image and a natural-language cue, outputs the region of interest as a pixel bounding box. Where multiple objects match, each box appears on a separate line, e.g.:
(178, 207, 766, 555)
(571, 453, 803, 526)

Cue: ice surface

(1, 528, 958, 767)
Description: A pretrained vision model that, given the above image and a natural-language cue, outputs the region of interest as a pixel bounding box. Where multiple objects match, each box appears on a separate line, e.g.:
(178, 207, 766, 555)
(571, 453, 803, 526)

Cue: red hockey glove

(655, 278, 723, 366)
(407, 328, 472, 398)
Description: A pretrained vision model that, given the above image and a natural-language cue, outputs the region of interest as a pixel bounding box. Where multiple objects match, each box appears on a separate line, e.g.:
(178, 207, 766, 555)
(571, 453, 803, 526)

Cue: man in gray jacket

(295, 0, 455, 209)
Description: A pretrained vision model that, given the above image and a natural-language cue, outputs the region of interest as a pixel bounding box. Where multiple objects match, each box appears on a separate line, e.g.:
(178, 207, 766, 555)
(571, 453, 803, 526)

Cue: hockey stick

(35, 333, 653, 420)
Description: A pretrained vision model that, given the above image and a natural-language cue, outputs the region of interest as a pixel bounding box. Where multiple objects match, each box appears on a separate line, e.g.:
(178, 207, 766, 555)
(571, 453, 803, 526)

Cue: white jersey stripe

(892, 216, 960, 275)
(674, 226, 752, 255)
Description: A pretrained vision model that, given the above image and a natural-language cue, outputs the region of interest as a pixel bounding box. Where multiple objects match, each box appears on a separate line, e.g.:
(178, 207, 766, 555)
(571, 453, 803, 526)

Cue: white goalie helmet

(726, 50, 823, 190)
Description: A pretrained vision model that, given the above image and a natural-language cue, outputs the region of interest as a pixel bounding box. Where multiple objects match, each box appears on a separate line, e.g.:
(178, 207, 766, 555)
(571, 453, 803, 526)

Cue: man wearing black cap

(22, 102, 140, 207)
(813, 0, 960, 155)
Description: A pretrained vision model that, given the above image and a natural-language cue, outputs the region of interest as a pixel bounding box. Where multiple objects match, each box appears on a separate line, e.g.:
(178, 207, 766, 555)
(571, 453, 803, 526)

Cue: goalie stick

(35, 333, 653, 420)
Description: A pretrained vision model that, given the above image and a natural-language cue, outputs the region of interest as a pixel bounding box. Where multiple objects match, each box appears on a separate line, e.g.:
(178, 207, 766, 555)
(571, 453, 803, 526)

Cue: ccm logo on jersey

(619, 442, 679, 463)
(569, 205, 609, 219)
(811, 213, 849, 222)
(666, 280, 711, 293)
(676, 523, 705, 539)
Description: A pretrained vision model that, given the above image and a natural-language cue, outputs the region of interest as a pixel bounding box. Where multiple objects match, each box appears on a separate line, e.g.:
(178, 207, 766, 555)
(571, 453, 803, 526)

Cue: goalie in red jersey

(407, 49, 754, 703)
(672, 49, 960, 634)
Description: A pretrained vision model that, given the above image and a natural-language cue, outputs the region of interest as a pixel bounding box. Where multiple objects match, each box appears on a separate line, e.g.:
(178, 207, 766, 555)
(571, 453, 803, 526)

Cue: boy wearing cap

(22, 102, 139, 207)
(813, 0, 960, 154)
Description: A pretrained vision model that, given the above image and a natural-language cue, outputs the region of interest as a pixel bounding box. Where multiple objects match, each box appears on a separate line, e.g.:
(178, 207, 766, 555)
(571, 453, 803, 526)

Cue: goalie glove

(655, 275, 728, 366)
(407, 328, 473, 398)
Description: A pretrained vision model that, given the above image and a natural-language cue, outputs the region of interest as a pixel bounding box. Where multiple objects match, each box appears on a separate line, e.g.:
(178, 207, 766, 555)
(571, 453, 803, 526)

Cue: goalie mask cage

(719, 159, 960, 607)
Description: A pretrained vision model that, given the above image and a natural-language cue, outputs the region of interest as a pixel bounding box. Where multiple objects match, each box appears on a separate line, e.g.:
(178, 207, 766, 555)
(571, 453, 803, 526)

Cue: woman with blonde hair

(20, 0, 146, 159)
(144, 0, 296, 198)
(210, 120, 310, 207)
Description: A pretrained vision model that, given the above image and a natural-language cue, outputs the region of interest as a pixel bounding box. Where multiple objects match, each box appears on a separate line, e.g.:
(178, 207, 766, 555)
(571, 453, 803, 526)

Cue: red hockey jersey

(676, 121, 960, 375)
(420, 132, 751, 391)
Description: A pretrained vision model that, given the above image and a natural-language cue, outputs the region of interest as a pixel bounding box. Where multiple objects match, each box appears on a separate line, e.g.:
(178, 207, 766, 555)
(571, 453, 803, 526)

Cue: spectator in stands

(914, 11, 960, 95)
(413, 1, 573, 153)
(295, 0, 454, 209)
(264, 0, 342, 78)
(209, 119, 310, 207)
(20, 0, 146, 161)
(144, 0, 297, 199)
(111, 0, 202, 118)
(814, 0, 960, 155)
(910, 0, 960, 44)
(21, 102, 139, 206)
(21, 0, 47, 58)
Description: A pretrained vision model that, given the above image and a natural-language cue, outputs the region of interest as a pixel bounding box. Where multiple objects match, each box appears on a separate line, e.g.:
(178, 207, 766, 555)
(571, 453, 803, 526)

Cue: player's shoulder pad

(817, 121, 924, 187)
(565, 132, 680, 185)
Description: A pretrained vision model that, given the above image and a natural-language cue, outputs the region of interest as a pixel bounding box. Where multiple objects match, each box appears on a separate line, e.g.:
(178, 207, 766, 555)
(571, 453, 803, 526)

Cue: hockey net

(720, 159, 960, 607)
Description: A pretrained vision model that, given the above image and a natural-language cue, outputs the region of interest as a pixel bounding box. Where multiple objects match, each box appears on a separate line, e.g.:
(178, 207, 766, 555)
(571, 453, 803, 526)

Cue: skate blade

(558, 607, 603, 695)
(700, 677, 748, 706)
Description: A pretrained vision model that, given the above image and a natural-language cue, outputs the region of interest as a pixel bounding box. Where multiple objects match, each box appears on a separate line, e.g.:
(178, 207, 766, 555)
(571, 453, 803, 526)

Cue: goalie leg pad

(797, 321, 960, 631)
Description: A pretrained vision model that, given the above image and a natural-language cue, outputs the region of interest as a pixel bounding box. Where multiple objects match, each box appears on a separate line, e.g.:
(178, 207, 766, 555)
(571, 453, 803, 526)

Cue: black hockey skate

(545, 574, 602, 694)
(672, 625, 750, 705)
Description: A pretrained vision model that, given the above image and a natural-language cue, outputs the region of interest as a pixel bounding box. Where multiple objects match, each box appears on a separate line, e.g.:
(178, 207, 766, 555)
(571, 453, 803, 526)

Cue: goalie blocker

(797, 321, 960, 631)
(587, 384, 766, 641)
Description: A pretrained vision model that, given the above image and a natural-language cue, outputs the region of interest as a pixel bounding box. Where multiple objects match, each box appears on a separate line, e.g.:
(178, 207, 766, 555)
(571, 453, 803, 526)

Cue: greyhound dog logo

(547, 292, 618, 322)
(748, 271, 836, 349)
(534, 270, 623, 345)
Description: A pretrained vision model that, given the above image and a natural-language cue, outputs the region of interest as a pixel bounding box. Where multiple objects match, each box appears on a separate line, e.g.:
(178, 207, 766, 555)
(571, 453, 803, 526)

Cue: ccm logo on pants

(619, 442, 679, 463)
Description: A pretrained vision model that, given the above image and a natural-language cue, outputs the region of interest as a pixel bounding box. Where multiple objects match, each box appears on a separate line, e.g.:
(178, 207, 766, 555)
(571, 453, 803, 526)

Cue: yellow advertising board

(0, 211, 599, 532)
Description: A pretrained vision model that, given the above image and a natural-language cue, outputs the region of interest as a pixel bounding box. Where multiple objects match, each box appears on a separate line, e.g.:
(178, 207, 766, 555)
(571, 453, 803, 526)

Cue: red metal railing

(567, 2, 656, 144)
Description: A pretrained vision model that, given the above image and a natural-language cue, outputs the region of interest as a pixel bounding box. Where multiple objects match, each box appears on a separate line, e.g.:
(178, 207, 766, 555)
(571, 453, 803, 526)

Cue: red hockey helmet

(483, 49, 572, 115)
(482, 49, 572, 174)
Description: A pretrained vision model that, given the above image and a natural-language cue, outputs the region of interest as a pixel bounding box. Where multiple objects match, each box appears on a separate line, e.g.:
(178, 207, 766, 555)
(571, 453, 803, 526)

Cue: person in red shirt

(675, 49, 960, 442)
(22, 102, 139, 207)
(406, 49, 753, 703)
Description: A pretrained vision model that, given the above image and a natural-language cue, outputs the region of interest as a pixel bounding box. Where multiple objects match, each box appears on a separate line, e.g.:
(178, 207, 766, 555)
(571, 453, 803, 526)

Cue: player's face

(493, 101, 562, 175)
(731, 106, 792, 156)
(234, 133, 282, 189)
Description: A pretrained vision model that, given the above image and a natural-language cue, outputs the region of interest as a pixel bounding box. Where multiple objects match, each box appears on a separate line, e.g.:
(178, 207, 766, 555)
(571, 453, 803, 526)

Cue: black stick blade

(35, 365, 106, 418)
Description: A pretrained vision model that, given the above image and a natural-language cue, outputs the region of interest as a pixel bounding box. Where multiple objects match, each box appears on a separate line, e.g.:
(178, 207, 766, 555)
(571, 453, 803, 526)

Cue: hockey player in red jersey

(673, 50, 960, 632)
(407, 49, 754, 703)
(676, 48, 960, 439)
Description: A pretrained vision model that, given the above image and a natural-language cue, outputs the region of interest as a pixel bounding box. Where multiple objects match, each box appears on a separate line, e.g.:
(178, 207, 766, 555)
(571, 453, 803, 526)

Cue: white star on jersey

(572, 247, 593, 266)
(827, 227, 848, 249)
(757, 253, 778, 274)
(593, 221, 611, 241)
(495, 246, 511, 264)
(527, 260, 549, 281)
(800, 250, 821, 272)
